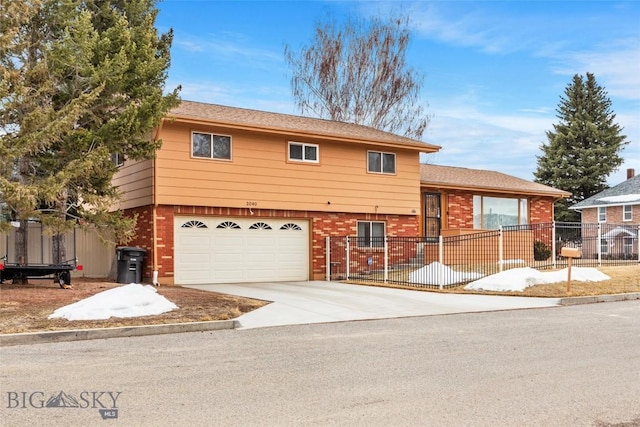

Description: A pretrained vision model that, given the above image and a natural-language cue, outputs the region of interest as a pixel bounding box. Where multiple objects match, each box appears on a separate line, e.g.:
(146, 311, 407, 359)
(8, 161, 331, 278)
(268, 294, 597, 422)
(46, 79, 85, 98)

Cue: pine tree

(534, 73, 628, 222)
(0, 0, 180, 265)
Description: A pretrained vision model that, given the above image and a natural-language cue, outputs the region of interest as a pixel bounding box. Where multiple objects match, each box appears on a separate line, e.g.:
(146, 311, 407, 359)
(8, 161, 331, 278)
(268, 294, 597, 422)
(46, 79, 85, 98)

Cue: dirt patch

(0, 279, 268, 334)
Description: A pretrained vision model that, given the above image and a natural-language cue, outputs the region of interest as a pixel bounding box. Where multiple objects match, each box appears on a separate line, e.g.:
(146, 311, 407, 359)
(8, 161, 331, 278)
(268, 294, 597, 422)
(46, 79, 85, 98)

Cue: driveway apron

(185, 281, 560, 329)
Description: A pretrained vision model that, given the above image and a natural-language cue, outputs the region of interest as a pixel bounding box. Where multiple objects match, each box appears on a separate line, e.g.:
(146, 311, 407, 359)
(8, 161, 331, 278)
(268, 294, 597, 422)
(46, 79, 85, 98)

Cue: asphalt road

(1, 301, 639, 427)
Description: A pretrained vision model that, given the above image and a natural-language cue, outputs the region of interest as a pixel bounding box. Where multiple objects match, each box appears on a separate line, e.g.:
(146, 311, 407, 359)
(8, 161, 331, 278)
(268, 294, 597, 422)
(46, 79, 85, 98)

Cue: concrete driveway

(186, 281, 561, 329)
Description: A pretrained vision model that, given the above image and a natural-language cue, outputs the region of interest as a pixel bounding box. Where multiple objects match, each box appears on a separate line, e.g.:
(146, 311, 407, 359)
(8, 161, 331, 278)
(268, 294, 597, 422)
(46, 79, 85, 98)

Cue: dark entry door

(423, 192, 441, 241)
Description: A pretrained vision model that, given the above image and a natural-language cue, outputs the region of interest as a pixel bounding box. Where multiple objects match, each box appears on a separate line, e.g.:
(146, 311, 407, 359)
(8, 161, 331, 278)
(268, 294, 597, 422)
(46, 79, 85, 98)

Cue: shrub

(534, 240, 552, 261)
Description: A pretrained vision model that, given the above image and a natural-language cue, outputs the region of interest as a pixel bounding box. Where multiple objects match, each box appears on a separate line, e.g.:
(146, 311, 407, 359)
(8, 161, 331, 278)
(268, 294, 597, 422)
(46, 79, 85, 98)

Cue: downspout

(151, 119, 165, 286)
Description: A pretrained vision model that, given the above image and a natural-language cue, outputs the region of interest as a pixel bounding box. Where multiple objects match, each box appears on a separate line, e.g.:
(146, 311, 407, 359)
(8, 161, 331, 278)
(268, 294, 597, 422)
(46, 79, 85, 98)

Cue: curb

(558, 292, 640, 306)
(0, 319, 238, 347)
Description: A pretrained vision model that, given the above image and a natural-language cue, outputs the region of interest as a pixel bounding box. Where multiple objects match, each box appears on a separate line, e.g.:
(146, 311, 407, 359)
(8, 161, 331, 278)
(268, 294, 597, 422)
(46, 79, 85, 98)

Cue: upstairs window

(598, 206, 606, 223)
(192, 132, 231, 160)
(623, 205, 632, 221)
(111, 152, 124, 167)
(368, 151, 395, 174)
(289, 142, 318, 163)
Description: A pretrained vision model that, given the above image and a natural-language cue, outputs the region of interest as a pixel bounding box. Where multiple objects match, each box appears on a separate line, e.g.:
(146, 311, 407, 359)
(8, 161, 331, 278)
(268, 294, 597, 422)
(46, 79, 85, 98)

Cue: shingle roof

(420, 164, 571, 198)
(168, 100, 440, 152)
(570, 174, 640, 209)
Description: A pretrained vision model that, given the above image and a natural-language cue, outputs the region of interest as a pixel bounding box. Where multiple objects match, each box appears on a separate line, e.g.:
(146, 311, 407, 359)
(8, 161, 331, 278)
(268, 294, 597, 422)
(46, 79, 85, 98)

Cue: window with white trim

(357, 221, 385, 248)
(288, 142, 318, 163)
(623, 205, 632, 221)
(473, 196, 528, 229)
(600, 238, 609, 254)
(623, 237, 633, 254)
(598, 206, 606, 222)
(367, 151, 396, 174)
(111, 152, 124, 167)
(192, 131, 231, 160)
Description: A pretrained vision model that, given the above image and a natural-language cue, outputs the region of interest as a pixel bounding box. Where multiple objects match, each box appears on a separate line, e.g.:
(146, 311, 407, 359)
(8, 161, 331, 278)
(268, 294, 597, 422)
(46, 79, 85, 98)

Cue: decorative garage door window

(249, 222, 272, 230)
(280, 223, 302, 230)
(216, 221, 241, 229)
(181, 220, 208, 229)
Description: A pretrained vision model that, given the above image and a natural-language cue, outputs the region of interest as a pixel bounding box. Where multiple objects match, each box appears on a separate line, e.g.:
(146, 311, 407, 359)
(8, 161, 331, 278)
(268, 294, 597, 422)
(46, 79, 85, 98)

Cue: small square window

(367, 151, 395, 174)
(192, 132, 231, 160)
(111, 152, 124, 167)
(623, 205, 632, 221)
(357, 221, 385, 248)
(288, 142, 318, 163)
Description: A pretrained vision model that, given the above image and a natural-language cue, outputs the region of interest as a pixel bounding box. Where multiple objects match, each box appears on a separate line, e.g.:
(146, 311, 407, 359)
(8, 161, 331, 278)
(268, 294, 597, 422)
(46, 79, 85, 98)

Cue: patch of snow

(597, 194, 640, 203)
(48, 283, 178, 321)
(409, 262, 483, 286)
(464, 267, 610, 292)
(498, 259, 526, 265)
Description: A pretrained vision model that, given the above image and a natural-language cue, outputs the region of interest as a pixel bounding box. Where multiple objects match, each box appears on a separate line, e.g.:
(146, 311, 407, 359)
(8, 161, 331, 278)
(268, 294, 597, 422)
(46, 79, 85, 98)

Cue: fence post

(597, 223, 602, 266)
(552, 222, 556, 269)
(438, 235, 444, 290)
(498, 226, 504, 272)
(383, 236, 389, 283)
(325, 236, 331, 281)
(637, 225, 640, 264)
(346, 236, 350, 280)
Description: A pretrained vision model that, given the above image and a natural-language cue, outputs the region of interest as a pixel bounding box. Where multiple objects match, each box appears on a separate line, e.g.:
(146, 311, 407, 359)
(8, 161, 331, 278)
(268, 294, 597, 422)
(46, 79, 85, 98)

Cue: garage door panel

(175, 217, 309, 284)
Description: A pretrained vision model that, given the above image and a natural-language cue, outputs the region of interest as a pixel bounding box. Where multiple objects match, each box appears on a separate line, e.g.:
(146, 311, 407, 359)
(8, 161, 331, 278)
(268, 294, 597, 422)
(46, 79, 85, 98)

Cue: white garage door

(174, 217, 309, 284)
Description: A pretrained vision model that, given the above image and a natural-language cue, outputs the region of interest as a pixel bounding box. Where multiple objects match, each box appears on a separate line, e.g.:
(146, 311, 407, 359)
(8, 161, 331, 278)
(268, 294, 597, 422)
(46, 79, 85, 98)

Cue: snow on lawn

(464, 267, 610, 292)
(409, 262, 483, 286)
(48, 283, 178, 321)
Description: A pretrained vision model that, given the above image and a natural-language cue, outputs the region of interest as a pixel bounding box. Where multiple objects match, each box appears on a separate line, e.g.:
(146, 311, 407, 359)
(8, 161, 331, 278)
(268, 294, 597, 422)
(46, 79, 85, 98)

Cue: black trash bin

(116, 247, 147, 284)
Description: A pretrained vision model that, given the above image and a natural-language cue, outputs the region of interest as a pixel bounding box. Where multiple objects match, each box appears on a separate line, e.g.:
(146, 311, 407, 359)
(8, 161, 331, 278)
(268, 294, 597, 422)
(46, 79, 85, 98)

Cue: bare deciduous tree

(285, 15, 429, 140)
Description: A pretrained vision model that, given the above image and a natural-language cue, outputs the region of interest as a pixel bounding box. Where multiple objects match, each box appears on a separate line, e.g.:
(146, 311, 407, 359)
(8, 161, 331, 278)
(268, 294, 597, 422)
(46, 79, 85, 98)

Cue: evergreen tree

(0, 0, 180, 264)
(534, 73, 627, 222)
(284, 15, 429, 140)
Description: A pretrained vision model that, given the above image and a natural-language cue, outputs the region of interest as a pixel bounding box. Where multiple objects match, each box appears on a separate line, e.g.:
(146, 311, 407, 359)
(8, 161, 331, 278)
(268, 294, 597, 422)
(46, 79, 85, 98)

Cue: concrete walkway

(186, 281, 561, 329)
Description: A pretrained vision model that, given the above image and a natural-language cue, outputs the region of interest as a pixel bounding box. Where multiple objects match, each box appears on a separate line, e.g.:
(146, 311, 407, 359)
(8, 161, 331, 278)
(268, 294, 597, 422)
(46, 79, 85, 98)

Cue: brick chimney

(628, 168, 635, 179)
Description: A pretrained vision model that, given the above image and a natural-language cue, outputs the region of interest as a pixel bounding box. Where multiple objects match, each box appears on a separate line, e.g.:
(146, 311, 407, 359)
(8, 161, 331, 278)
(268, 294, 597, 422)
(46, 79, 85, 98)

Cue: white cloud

(552, 39, 640, 100)
(174, 33, 282, 68)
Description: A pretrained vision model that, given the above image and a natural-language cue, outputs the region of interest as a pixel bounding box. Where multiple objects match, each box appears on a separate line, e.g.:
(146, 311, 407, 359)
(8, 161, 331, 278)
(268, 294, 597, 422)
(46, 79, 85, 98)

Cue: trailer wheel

(58, 271, 72, 289)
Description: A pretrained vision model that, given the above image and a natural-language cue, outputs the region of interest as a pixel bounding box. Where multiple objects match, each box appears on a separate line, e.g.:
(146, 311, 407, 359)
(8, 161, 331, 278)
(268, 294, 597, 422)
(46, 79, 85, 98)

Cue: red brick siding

(529, 197, 554, 223)
(125, 205, 418, 283)
(446, 191, 474, 229)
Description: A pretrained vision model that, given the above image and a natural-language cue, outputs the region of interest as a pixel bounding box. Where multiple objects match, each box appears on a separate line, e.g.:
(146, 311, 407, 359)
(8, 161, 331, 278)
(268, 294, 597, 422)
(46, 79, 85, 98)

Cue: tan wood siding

(153, 123, 421, 215)
(112, 159, 154, 210)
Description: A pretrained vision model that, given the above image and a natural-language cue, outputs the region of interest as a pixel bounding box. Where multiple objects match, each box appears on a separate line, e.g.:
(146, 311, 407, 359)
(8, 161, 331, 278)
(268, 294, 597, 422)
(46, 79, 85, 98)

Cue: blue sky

(156, 1, 639, 185)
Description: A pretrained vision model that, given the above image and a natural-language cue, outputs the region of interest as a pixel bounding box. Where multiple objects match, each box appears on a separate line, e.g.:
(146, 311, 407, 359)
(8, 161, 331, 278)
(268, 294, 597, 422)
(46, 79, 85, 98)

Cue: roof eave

(163, 115, 441, 153)
(420, 181, 571, 199)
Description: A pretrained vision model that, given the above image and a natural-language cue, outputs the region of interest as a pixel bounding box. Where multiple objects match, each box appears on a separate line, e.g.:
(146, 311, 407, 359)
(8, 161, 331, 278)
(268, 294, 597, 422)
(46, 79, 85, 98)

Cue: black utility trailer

(1, 223, 83, 288)
(0, 256, 82, 288)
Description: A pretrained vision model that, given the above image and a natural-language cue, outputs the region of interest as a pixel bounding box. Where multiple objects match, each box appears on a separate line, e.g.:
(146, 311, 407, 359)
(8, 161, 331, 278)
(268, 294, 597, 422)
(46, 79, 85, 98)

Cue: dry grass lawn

(350, 265, 639, 297)
(1, 265, 638, 335)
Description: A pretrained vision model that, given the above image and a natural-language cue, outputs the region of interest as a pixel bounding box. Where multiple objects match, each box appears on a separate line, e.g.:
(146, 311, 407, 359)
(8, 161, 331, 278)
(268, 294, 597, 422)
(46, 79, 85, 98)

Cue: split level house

(570, 169, 639, 258)
(113, 101, 569, 285)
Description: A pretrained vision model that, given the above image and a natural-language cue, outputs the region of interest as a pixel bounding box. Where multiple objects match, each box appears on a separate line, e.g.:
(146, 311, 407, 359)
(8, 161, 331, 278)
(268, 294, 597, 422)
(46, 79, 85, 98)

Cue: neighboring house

(114, 101, 440, 284)
(570, 169, 640, 258)
(113, 101, 571, 285)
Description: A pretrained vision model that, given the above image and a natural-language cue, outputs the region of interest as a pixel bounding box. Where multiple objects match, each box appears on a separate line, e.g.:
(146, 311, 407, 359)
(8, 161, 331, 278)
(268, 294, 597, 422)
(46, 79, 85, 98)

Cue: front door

(423, 192, 441, 242)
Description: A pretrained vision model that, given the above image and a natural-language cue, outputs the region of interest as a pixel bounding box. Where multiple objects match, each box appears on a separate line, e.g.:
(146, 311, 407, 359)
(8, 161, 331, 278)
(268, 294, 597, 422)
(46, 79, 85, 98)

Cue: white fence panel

(1, 224, 115, 278)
